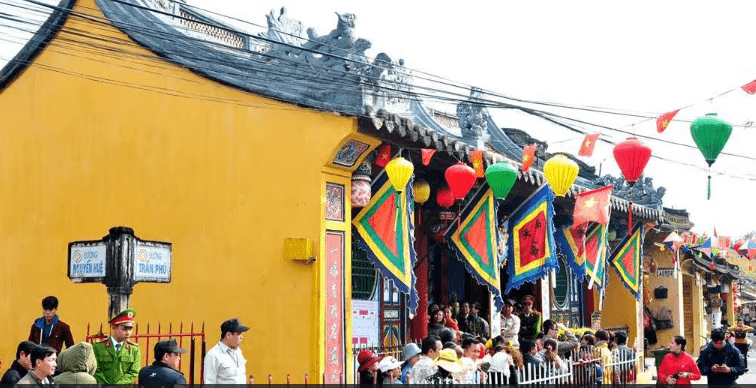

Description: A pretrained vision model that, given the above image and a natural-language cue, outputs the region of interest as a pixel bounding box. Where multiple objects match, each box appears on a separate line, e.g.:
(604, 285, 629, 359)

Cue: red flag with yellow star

(578, 133, 601, 157)
(742, 80, 756, 95)
(375, 144, 391, 167)
(470, 150, 485, 178)
(656, 110, 679, 133)
(522, 144, 536, 172)
(421, 149, 436, 166)
(573, 185, 613, 226)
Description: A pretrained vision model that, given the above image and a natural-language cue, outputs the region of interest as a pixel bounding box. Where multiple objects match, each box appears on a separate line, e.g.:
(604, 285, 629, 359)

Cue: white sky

(1, 0, 755, 237)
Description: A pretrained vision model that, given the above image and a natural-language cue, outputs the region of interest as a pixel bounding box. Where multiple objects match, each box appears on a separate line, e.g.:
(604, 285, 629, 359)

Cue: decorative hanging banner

(609, 223, 644, 301)
(555, 224, 587, 281)
(505, 184, 559, 293)
(353, 172, 418, 313)
(698, 237, 713, 258)
(446, 184, 504, 310)
(522, 144, 537, 172)
(578, 133, 601, 157)
(585, 223, 609, 291)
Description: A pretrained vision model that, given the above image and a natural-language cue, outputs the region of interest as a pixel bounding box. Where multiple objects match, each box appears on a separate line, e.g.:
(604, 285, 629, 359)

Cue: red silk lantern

(613, 137, 651, 235)
(612, 137, 651, 183)
(436, 186, 455, 208)
(445, 163, 476, 200)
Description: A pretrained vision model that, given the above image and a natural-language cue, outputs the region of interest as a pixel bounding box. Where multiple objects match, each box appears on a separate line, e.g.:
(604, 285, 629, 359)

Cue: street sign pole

(68, 226, 172, 321)
(105, 227, 136, 320)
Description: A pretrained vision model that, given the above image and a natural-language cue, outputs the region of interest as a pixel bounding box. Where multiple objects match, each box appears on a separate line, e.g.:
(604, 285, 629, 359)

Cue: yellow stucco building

(0, 0, 387, 382)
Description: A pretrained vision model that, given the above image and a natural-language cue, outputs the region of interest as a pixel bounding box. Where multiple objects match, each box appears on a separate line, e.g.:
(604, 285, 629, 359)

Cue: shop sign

(656, 268, 675, 277)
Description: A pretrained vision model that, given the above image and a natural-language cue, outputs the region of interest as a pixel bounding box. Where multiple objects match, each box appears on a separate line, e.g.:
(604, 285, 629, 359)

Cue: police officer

(93, 308, 142, 384)
(138, 339, 187, 385)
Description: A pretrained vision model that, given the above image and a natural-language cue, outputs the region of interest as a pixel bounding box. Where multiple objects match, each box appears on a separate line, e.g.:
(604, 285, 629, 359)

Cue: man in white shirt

(409, 336, 442, 384)
(459, 337, 482, 384)
(204, 318, 249, 384)
(500, 299, 520, 348)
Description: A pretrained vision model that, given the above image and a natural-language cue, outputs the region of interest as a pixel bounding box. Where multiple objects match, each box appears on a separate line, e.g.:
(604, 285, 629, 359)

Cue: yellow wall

(601, 269, 642, 350)
(690, 277, 705, 355)
(727, 287, 736, 327)
(0, 0, 370, 382)
(646, 246, 684, 351)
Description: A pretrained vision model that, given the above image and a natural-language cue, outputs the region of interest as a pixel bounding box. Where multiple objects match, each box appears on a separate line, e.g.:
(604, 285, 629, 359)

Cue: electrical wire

(1, 0, 756, 180)
(19, 0, 756, 129)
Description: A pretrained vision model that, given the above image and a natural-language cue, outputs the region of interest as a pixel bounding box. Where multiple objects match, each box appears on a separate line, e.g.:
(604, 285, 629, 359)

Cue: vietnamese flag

(375, 144, 391, 167)
(421, 149, 436, 166)
(470, 150, 485, 178)
(578, 133, 601, 157)
(656, 110, 679, 133)
(742, 80, 756, 95)
(573, 185, 613, 226)
(522, 144, 536, 172)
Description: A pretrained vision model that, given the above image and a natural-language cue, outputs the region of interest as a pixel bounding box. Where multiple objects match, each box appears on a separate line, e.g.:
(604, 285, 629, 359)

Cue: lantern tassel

(457, 203, 462, 230)
(707, 170, 712, 200)
(628, 202, 633, 236)
(394, 192, 400, 232)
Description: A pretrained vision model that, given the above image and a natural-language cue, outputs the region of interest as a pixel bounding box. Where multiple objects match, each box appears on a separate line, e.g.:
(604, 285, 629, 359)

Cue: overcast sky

(1, 0, 755, 237)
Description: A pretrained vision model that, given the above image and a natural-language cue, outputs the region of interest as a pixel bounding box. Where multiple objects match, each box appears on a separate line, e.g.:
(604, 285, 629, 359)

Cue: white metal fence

(352, 342, 638, 385)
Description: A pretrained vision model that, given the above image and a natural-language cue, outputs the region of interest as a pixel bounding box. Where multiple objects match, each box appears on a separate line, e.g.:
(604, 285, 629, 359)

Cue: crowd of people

(357, 296, 640, 385)
(0, 295, 251, 386)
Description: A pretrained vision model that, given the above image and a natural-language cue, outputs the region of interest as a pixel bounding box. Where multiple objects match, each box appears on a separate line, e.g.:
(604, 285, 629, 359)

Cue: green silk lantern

(485, 161, 517, 199)
(690, 113, 732, 199)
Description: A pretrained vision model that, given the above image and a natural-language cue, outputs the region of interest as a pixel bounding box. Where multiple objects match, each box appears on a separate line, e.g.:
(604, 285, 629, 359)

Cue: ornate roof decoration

(90, 0, 415, 116)
(457, 88, 489, 147)
(260, 8, 413, 113)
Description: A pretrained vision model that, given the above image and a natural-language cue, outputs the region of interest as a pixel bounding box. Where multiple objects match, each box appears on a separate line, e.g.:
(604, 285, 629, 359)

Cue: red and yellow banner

(505, 184, 559, 293)
(609, 223, 643, 300)
(353, 172, 418, 312)
(447, 185, 503, 309)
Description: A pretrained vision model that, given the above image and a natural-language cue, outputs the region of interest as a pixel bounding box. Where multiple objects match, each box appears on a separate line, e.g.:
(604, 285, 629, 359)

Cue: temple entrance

(550, 257, 585, 327)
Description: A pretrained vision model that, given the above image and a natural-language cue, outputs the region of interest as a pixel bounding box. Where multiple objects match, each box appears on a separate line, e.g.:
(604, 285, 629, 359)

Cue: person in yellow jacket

(728, 317, 753, 371)
(594, 329, 613, 384)
(92, 309, 142, 384)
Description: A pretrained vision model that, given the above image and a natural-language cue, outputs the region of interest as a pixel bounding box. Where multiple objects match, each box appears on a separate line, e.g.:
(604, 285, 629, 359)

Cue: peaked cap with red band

(109, 308, 136, 326)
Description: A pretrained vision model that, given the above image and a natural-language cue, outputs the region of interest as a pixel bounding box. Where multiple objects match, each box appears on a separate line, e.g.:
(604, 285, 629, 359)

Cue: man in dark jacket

(138, 339, 188, 385)
(28, 296, 74, 353)
(0, 341, 35, 385)
(697, 329, 745, 387)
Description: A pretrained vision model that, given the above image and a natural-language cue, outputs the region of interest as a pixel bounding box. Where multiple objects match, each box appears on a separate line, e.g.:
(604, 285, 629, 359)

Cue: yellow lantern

(413, 179, 431, 204)
(385, 157, 414, 193)
(543, 154, 579, 197)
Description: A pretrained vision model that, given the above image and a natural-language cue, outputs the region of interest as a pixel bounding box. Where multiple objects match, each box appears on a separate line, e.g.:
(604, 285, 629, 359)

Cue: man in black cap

(138, 339, 188, 385)
(204, 318, 249, 384)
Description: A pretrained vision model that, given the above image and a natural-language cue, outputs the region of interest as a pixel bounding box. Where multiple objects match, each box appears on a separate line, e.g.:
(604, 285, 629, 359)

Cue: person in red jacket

(28, 296, 74, 353)
(658, 335, 701, 386)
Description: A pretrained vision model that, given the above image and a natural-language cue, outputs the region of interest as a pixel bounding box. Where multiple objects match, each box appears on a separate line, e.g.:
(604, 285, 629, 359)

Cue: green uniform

(92, 338, 141, 384)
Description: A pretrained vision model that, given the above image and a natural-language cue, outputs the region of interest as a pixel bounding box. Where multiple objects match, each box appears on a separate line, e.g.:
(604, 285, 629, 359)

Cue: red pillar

(584, 283, 595, 326)
(410, 212, 429, 341)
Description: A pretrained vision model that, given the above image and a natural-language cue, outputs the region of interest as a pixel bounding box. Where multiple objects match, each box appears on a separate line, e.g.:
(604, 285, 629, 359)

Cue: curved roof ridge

(0, 0, 77, 92)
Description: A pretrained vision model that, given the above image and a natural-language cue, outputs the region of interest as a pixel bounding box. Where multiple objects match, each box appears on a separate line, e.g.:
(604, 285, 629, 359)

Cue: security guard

(92, 308, 142, 384)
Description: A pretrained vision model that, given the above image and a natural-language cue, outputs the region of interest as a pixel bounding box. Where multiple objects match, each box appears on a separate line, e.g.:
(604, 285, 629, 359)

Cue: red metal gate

(86, 321, 206, 383)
